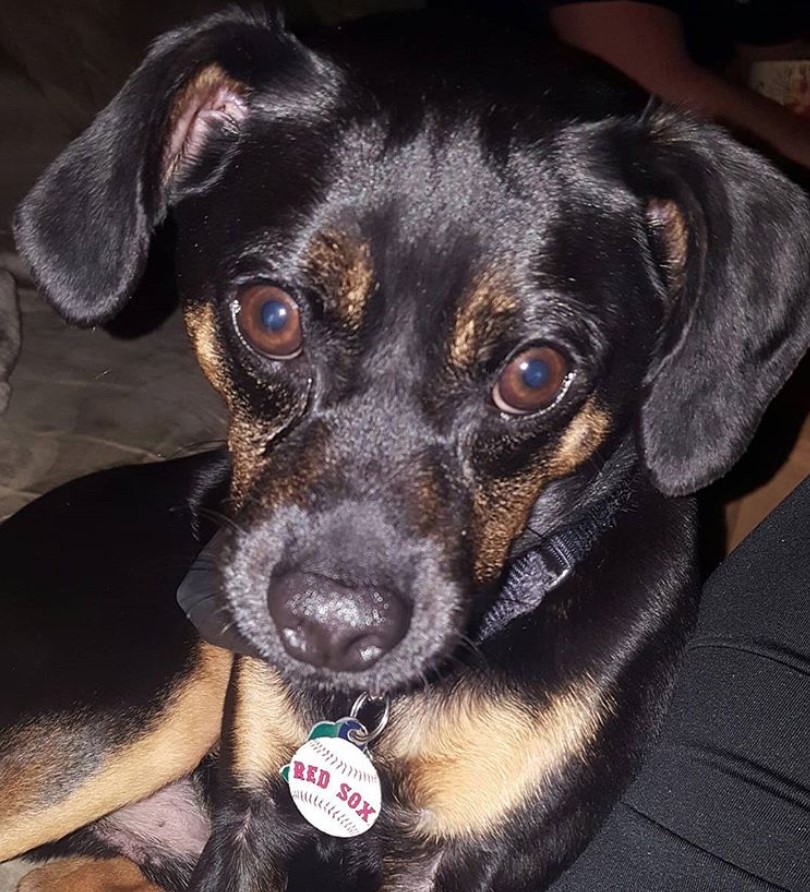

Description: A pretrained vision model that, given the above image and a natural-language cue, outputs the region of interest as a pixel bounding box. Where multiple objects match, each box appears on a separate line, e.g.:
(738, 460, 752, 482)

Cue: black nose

(267, 571, 411, 671)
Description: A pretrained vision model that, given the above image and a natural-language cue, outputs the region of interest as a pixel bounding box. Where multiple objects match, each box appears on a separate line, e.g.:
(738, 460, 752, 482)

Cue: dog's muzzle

(177, 482, 633, 677)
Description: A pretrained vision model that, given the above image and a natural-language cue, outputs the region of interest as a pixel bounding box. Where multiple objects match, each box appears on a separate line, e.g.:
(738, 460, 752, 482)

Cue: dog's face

(173, 56, 660, 692)
(15, 12, 810, 694)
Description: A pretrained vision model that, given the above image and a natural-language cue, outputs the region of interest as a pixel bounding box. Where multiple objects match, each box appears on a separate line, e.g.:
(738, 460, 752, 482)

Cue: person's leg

(551, 475, 810, 891)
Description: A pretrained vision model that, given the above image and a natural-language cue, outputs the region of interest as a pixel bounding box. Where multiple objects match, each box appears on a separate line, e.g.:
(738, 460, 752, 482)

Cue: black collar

(177, 484, 631, 654)
(474, 483, 631, 642)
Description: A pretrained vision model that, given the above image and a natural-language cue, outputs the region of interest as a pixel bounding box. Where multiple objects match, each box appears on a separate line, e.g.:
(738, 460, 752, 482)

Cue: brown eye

(234, 285, 302, 359)
(493, 345, 570, 415)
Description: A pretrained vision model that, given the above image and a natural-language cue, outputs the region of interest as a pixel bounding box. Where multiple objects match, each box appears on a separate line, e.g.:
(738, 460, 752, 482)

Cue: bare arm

(550, 1, 810, 169)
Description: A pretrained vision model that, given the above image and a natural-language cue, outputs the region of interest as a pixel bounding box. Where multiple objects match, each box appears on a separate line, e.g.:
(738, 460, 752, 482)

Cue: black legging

(550, 476, 810, 891)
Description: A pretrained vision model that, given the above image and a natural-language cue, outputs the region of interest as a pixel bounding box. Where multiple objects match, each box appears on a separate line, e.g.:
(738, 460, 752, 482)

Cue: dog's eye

(493, 346, 570, 415)
(234, 285, 302, 359)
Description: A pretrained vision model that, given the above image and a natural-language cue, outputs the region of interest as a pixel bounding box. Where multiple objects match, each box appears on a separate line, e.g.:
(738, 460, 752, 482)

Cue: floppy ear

(636, 111, 810, 497)
(13, 10, 329, 326)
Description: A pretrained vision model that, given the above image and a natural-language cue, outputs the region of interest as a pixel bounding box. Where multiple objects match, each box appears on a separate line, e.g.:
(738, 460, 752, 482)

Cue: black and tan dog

(2, 9, 809, 892)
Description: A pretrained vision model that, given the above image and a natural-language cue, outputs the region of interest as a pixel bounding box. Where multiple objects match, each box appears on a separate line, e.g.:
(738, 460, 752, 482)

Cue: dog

(2, 8, 809, 892)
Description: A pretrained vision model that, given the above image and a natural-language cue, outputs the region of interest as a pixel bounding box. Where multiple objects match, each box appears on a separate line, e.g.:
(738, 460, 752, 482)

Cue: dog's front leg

(186, 793, 291, 892)
(187, 657, 310, 892)
(380, 810, 565, 892)
(382, 834, 567, 892)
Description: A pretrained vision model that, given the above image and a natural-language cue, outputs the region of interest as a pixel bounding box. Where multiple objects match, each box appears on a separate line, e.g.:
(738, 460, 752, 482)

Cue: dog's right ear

(13, 10, 333, 326)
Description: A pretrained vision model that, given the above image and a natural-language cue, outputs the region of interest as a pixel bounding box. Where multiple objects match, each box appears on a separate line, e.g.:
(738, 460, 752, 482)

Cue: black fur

(4, 8, 810, 892)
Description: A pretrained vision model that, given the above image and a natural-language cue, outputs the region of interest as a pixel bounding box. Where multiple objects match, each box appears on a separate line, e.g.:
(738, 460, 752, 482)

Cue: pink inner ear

(164, 67, 249, 180)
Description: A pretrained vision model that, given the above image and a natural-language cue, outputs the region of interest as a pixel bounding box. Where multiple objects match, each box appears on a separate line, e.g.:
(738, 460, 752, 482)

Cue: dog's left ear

(635, 112, 810, 497)
(13, 10, 334, 326)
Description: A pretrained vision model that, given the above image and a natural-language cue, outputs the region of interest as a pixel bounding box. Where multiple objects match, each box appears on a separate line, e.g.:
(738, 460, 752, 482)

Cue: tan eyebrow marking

(448, 269, 518, 371)
(304, 231, 375, 331)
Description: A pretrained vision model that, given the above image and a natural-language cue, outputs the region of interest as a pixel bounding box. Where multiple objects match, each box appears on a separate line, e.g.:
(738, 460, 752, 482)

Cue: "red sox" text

(292, 760, 377, 823)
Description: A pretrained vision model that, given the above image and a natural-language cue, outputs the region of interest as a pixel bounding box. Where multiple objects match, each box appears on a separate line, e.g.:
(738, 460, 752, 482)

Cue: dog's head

(16, 11, 810, 693)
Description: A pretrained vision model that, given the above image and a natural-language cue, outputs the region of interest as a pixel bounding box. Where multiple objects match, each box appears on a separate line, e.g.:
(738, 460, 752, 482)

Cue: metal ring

(348, 692, 390, 745)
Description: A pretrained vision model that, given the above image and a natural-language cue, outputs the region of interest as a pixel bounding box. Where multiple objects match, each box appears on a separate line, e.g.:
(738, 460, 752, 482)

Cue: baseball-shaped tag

(287, 736, 381, 838)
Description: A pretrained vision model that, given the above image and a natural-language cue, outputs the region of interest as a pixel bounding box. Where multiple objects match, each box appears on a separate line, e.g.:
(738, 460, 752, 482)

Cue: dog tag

(284, 734, 382, 838)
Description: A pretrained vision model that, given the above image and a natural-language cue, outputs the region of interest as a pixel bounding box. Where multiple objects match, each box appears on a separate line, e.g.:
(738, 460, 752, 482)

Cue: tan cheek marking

(380, 677, 614, 841)
(546, 399, 611, 477)
(0, 644, 232, 861)
(449, 273, 517, 371)
(184, 303, 307, 507)
(227, 411, 282, 508)
(229, 419, 329, 514)
(184, 302, 233, 400)
(305, 233, 374, 331)
(473, 399, 611, 581)
(18, 857, 161, 892)
(472, 460, 549, 583)
(404, 464, 449, 538)
(230, 657, 309, 789)
(184, 303, 268, 504)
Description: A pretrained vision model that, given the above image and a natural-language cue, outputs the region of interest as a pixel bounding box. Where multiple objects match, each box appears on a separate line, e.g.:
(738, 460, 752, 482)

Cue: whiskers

(199, 507, 247, 537)
(457, 632, 486, 660)
(179, 584, 224, 612)
(167, 438, 228, 458)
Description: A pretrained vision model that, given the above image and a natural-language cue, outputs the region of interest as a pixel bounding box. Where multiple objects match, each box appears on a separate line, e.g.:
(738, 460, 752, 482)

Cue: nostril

(278, 622, 322, 666)
(340, 633, 390, 672)
(267, 571, 411, 672)
(355, 636, 385, 667)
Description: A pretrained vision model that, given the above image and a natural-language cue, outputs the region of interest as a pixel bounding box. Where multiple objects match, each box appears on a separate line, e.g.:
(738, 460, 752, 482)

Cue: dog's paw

(18, 858, 161, 892)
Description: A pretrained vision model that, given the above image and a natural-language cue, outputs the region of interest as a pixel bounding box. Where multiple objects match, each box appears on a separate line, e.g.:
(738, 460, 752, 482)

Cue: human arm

(549, 1, 810, 169)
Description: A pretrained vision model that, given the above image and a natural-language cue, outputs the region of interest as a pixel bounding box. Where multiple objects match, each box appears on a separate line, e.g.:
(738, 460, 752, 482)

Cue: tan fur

(473, 399, 611, 581)
(184, 302, 229, 398)
(404, 464, 448, 537)
(646, 198, 688, 294)
(183, 302, 303, 505)
(0, 721, 67, 835)
(230, 657, 309, 788)
(226, 412, 287, 507)
(449, 271, 517, 370)
(378, 401, 613, 841)
(546, 399, 611, 478)
(18, 857, 160, 892)
(304, 232, 375, 331)
(0, 644, 231, 861)
(380, 676, 614, 841)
